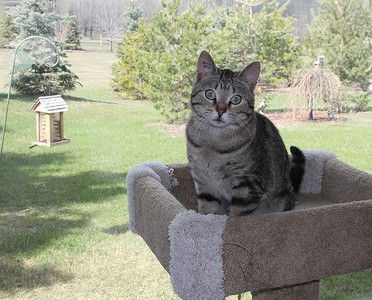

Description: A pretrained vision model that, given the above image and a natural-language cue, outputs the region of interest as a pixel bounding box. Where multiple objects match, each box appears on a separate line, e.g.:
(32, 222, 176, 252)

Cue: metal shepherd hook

(0, 36, 60, 161)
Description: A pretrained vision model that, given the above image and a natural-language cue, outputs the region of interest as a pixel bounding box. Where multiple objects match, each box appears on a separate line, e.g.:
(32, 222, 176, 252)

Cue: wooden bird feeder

(30, 95, 70, 148)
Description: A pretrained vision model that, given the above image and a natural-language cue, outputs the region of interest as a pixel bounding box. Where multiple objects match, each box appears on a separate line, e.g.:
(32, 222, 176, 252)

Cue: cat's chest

(189, 146, 251, 198)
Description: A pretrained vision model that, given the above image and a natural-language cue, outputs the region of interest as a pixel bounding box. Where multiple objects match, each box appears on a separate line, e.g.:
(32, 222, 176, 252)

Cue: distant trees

(1, 0, 370, 119)
(54, 0, 126, 43)
(95, 0, 124, 51)
(303, 0, 372, 90)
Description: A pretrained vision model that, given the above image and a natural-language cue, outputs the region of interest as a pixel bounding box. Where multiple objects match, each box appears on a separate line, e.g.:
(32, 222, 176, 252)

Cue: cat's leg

(191, 174, 227, 214)
(229, 196, 261, 216)
(228, 180, 263, 217)
(197, 193, 226, 215)
(230, 194, 289, 216)
(251, 192, 295, 215)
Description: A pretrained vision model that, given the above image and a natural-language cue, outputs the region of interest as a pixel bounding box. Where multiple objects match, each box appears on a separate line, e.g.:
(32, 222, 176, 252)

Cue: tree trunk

(307, 108, 314, 120)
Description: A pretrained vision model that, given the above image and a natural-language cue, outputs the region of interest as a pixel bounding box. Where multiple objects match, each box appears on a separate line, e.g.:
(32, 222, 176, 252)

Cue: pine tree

(0, 7, 18, 48)
(303, 0, 372, 90)
(9, 0, 81, 95)
(9, 0, 59, 40)
(210, 0, 300, 86)
(64, 7, 82, 50)
(114, 0, 301, 122)
(115, 0, 212, 123)
(124, 0, 142, 33)
(251, 0, 300, 86)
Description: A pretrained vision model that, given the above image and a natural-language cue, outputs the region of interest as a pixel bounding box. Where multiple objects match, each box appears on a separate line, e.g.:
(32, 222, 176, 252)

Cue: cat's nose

(215, 102, 227, 117)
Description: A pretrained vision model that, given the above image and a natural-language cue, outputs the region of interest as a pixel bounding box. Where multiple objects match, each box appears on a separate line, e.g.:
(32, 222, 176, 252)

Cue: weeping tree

(290, 56, 343, 120)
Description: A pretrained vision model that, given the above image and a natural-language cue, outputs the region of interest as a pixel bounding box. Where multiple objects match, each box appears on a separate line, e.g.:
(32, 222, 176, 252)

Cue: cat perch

(126, 151, 372, 300)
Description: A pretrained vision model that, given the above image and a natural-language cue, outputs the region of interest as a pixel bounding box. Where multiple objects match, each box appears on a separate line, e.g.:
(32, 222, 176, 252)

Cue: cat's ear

(197, 51, 217, 81)
(238, 61, 260, 87)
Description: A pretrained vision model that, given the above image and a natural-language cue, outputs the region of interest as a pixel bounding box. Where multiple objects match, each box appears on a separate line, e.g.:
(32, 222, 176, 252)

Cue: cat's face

(190, 51, 260, 130)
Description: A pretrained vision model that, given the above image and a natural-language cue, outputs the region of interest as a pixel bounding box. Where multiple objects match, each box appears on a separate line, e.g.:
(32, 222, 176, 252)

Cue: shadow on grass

(0, 93, 118, 105)
(0, 93, 35, 103)
(0, 256, 73, 293)
(0, 92, 8, 99)
(0, 151, 128, 293)
(103, 224, 129, 235)
(0, 152, 127, 209)
(64, 95, 120, 105)
(0, 207, 89, 293)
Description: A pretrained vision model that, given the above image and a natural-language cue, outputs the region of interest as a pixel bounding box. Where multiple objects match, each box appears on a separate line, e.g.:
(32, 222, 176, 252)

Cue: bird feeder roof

(31, 95, 68, 113)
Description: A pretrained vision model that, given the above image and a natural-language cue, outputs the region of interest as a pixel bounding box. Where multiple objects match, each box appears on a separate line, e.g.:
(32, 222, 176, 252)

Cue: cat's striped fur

(186, 51, 305, 217)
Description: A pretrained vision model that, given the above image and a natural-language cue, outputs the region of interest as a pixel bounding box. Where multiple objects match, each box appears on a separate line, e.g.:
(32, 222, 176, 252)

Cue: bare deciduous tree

(95, 0, 124, 50)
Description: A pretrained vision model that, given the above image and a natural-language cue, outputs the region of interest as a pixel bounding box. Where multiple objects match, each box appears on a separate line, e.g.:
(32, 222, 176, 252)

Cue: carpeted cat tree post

(126, 151, 372, 300)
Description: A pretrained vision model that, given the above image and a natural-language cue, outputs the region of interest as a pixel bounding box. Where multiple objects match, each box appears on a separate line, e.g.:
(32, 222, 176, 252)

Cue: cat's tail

(290, 146, 305, 193)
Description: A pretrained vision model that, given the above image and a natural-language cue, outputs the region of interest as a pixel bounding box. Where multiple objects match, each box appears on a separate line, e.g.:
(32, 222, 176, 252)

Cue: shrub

(114, 0, 301, 123)
(114, 0, 212, 123)
(12, 60, 81, 95)
(346, 93, 371, 112)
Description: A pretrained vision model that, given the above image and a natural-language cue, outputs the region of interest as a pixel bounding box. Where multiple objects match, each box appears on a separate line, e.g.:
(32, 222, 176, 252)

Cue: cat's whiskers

(236, 118, 253, 141)
(189, 114, 209, 140)
(225, 115, 239, 148)
(233, 126, 241, 148)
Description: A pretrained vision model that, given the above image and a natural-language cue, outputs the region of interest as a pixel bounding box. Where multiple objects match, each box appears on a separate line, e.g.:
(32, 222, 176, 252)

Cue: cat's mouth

(210, 116, 228, 127)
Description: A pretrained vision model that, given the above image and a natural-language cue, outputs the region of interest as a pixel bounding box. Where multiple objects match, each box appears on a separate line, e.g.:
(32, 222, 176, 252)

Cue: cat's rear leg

(197, 196, 226, 215)
(250, 193, 294, 215)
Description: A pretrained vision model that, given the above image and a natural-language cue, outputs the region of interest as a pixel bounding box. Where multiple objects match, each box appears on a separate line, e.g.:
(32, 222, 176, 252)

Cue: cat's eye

(205, 90, 216, 101)
(230, 95, 242, 105)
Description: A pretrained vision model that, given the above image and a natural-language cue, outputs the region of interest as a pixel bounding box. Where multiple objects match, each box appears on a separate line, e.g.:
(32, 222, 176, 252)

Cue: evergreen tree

(210, 0, 300, 86)
(251, 0, 300, 86)
(9, 0, 81, 95)
(303, 0, 372, 90)
(114, 0, 301, 122)
(0, 7, 18, 48)
(144, 0, 212, 122)
(112, 23, 148, 100)
(115, 0, 212, 123)
(124, 0, 142, 33)
(9, 0, 59, 40)
(64, 7, 82, 50)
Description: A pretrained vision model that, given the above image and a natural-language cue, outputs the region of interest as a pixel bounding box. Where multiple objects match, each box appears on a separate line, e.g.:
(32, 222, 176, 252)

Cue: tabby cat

(186, 51, 305, 217)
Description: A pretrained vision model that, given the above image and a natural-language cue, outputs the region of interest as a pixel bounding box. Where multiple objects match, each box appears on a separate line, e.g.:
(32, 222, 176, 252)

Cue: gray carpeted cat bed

(126, 151, 372, 300)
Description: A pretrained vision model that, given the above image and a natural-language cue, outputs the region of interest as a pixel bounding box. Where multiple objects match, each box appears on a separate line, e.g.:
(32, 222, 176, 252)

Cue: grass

(0, 47, 372, 299)
(0, 48, 186, 299)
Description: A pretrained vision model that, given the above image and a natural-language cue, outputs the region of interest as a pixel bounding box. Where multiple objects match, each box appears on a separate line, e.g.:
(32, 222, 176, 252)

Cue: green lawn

(0, 48, 372, 299)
